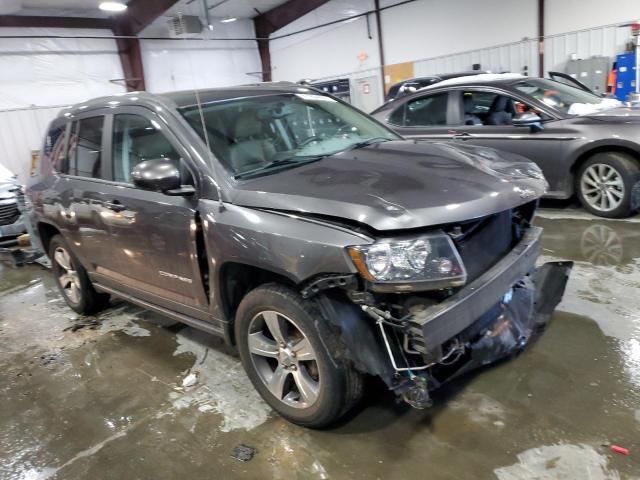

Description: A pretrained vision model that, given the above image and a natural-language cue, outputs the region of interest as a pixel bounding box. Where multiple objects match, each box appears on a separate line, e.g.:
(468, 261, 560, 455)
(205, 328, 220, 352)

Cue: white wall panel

(140, 19, 262, 92)
(0, 27, 124, 182)
(270, 0, 379, 82)
(0, 27, 125, 110)
(379, 0, 538, 66)
(545, 0, 640, 35)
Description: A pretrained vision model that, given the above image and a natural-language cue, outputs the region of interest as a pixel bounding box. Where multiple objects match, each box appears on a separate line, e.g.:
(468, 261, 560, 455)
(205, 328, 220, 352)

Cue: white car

(0, 164, 26, 240)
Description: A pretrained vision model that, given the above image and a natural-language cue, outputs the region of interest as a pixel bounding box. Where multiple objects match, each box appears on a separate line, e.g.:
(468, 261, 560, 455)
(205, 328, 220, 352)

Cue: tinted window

(405, 93, 448, 126)
(389, 93, 449, 126)
(68, 117, 103, 178)
(42, 123, 67, 173)
(112, 114, 181, 183)
(462, 91, 497, 114)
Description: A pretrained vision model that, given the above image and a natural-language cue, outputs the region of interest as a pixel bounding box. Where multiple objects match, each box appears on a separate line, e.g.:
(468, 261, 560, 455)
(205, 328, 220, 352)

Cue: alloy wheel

(54, 246, 81, 304)
(248, 310, 320, 409)
(580, 163, 625, 212)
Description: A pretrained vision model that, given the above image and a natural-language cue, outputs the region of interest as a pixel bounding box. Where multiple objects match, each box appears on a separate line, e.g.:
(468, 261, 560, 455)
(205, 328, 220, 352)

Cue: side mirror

(132, 159, 182, 193)
(513, 113, 544, 132)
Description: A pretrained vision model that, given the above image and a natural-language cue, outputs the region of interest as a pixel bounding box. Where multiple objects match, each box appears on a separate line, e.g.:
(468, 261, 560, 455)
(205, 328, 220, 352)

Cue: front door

(92, 109, 209, 318)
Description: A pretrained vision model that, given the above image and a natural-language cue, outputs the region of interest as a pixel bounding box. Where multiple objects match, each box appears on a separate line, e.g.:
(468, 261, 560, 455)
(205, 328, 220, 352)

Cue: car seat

(486, 96, 516, 125)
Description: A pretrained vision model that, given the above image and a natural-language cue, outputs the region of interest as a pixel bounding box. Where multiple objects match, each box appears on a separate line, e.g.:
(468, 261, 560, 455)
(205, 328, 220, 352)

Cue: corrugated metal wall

(314, 21, 635, 111)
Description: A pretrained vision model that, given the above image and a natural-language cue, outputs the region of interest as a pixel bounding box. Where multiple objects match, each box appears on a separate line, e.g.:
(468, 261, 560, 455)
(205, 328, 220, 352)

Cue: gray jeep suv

(27, 84, 571, 427)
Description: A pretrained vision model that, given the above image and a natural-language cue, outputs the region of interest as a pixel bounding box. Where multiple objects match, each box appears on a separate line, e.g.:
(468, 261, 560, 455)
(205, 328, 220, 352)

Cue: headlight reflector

(347, 232, 466, 290)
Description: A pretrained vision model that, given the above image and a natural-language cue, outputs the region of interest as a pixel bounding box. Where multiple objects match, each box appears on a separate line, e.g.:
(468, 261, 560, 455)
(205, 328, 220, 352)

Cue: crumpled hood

(580, 106, 640, 123)
(230, 141, 546, 231)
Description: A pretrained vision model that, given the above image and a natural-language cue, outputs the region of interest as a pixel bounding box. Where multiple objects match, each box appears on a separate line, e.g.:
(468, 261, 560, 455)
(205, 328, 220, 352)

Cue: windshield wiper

(234, 155, 325, 180)
(340, 137, 392, 153)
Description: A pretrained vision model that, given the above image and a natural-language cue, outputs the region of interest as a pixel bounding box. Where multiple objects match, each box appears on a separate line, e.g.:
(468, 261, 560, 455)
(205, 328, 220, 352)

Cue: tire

(235, 283, 363, 428)
(576, 152, 640, 218)
(49, 234, 110, 315)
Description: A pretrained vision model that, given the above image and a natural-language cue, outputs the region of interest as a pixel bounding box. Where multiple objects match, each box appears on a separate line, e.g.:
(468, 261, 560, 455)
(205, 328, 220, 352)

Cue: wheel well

(37, 222, 60, 255)
(220, 262, 295, 343)
(571, 145, 640, 175)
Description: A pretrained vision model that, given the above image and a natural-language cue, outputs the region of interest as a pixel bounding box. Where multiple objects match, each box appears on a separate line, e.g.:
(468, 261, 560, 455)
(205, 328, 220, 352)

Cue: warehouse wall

(140, 19, 262, 92)
(545, 0, 640, 35)
(379, 0, 537, 66)
(270, 0, 380, 82)
(0, 27, 124, 181)
(270, 0, 537, 83)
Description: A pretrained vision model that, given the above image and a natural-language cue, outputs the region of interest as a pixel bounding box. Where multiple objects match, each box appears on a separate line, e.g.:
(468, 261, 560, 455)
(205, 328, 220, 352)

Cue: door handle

(452, 132, 474, 140)
(104, 200, 126, 212)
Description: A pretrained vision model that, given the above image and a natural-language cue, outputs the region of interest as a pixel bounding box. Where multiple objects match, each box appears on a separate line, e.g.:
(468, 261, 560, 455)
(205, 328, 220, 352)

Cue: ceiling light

(220, 17, 237, 23)
(99, 2, 127, 12)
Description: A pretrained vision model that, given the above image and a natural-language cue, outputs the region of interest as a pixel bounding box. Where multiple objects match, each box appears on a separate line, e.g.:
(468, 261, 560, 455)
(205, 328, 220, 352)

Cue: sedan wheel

(54, 246, 81, 304)
(580, 163, 624, 213)
(248, 310, 320, 409)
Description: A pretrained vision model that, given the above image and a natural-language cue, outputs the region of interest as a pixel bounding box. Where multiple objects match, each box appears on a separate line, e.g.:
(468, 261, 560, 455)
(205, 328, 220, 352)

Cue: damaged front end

(312, 207, 572, 409)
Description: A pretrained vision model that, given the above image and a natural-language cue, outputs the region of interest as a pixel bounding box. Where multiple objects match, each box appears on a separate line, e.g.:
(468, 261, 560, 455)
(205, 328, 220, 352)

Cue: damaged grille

(0, 201, 20, 226)
(446, 201, 536, 282)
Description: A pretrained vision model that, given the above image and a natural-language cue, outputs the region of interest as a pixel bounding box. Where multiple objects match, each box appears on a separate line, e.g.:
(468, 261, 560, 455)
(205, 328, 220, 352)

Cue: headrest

(234, 111, 263, 138)
(463, 95, 474, 113)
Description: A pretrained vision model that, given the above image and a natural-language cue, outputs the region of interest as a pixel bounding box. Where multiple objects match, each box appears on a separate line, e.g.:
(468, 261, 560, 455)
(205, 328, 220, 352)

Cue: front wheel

(235, 284, 363, 428)
(49, 234, 110, 315)
(576, 152, 640, 218)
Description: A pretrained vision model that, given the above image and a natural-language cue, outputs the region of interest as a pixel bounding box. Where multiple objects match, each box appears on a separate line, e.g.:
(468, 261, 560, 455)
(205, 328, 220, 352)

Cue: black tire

(576, 152, 640, 218)
(235, 284, 363, 428)
(49, 234, 110, 315)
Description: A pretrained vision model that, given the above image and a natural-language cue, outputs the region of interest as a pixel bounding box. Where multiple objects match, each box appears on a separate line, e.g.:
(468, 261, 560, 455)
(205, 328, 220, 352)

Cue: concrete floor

(1, 207, 640, 479)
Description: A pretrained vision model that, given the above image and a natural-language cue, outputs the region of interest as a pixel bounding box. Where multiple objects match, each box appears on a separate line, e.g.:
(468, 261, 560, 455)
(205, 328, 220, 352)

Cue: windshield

(179, 92, 398, 178)
(513, 78, 620, 115)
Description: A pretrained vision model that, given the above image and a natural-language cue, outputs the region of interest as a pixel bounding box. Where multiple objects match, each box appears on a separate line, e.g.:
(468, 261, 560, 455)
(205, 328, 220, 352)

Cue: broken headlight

(347, 231, 467, 291)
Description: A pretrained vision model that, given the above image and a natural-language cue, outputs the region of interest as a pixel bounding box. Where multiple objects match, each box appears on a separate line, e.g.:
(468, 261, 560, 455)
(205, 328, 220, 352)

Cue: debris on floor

(610, 445, 630, 456)
(230, 444, 256, 462)
(182, 372, 198, 388)
(63, 318, 100, 332)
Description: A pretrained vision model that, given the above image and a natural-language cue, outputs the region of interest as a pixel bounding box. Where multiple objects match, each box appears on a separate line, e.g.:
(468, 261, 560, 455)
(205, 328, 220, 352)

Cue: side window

(112, 114, 182, 184)
(42, 123, 67, 173)
(404, 93, 449, 127)
(462, 91, 550, 126)
(68, 116, 104, 178)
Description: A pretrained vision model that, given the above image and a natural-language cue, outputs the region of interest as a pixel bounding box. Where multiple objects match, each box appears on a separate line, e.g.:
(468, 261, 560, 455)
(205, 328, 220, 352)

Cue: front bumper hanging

(359, 227, 572, 408)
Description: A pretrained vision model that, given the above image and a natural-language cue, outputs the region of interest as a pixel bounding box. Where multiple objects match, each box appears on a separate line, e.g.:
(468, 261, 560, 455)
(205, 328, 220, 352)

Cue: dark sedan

(371, 73, 640, 218)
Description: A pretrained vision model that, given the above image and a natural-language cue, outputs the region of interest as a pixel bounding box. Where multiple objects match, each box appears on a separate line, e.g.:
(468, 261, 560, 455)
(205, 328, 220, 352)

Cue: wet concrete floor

(1, 207, 640, 479)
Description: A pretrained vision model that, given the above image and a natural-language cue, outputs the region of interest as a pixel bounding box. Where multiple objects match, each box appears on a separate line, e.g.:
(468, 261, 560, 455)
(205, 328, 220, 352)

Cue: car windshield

(512, 78, 621, 115)
(179, 91, 398, 178)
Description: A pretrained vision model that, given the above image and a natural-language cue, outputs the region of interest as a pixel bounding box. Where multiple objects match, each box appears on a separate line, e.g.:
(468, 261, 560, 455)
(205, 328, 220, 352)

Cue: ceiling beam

(112, 0, 180, 36)
(110, 0, 179, 92)
(254, 0, 331, 81)
(0, 15, 112, 29)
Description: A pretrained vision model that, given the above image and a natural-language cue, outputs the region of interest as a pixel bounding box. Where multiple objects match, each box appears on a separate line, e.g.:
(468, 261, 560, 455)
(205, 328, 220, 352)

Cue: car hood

(229, 141, 545, 231)
(581, 106, 640, 123)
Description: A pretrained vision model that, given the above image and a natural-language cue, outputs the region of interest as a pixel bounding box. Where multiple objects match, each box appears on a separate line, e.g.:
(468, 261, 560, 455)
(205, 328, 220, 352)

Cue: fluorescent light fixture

(99, 2, 127, 12)
(220, 16, 237, 23)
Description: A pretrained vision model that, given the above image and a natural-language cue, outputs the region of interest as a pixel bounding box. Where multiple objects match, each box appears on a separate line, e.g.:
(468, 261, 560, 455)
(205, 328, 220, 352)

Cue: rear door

(93, 107, 209, 318)
(384, 91, 458, 140)
(446, 88, 580, 197)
